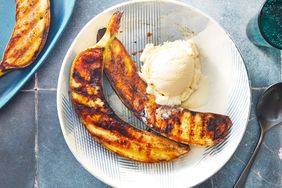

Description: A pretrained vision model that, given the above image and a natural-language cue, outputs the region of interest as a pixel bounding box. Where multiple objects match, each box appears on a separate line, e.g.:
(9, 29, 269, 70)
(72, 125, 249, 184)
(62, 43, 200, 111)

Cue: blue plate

(0, 0, 76, 108)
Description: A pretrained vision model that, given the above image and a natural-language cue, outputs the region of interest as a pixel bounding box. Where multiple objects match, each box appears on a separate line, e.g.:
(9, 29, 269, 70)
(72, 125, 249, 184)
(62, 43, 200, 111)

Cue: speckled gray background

(0, 0, 281, 188)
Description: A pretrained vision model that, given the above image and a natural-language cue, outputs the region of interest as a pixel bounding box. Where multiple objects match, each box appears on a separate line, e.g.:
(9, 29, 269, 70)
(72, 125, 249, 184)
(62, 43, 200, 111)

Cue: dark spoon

(234, 82, 282, 188)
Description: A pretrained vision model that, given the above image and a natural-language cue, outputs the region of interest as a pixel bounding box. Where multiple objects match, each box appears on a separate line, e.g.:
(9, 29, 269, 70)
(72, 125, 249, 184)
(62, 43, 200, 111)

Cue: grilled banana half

(69, 12, 189, 163)
(101, 33, 232, 146)
(0, 0, 50, 76)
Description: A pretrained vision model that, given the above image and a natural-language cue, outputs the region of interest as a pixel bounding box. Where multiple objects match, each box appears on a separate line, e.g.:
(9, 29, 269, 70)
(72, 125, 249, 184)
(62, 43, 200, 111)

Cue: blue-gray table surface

(0, 0, 281, 187)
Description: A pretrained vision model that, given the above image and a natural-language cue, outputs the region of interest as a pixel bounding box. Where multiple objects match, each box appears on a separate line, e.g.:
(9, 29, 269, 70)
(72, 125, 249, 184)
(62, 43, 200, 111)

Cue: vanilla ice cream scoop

(139, 40, 201, 106)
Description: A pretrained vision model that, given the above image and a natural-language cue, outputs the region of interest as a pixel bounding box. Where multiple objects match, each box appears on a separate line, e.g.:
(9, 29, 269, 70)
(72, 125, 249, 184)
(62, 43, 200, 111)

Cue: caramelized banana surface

(69, 12, 189, 163)
(0, 0, 50, 76)
(104, 38, 232, 146)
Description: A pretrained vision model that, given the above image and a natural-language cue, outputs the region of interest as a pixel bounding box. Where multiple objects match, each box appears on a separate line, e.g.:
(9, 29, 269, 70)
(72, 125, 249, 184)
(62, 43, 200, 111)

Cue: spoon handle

(234, 131, 264, 188)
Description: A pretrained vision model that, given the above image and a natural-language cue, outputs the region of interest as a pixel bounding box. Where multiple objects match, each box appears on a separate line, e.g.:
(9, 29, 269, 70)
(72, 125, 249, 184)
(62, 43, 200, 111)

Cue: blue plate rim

(0, 0, 77, 109)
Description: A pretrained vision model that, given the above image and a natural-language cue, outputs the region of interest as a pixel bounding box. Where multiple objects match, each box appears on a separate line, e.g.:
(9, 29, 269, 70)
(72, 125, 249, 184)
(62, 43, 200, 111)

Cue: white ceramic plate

(57, 1, 251, 187)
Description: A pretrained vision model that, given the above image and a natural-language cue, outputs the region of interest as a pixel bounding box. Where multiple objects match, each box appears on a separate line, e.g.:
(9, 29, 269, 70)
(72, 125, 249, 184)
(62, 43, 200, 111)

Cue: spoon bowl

(257, 82, 282, 130)
(235, 82, 282, 188)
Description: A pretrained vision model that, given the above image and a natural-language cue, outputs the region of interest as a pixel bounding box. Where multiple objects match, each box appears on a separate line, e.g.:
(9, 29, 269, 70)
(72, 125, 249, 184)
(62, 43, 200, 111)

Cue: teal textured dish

(0, 0, 76, 108)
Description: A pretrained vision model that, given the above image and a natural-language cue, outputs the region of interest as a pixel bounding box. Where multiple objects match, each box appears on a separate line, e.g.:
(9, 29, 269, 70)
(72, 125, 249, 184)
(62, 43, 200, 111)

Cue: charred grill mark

(9, 21, 47, 64)
(73, 70, 90, 84)
(91, 132, 131, 150)
(83, 55, 100, 64)
(16, 0, 23, 9)
(189, 112, 195, 138)
(165, 123, 174, 134)
(81, 48, 104, 64)
(88, 105, 108, 115)
(27, 5, 50, 68)
(2, 34, 21, 60)
(178, 129, 183, 135)
(200, 115, 206, 139)
(88, 114, 140, 140)
(90, 68, 102, 84)
(16, 6, 46, 40)
(72, 102, 94, 118)
(71, 87, 90, 98)
(16, 0, 40, 20)
(206, 116, 230, 140)
(72, 51, 104, 85)
(118, 139, 131, 148)
(159, 108, 181, 135)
